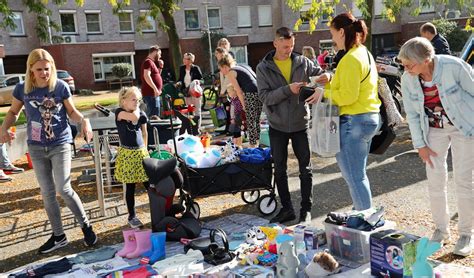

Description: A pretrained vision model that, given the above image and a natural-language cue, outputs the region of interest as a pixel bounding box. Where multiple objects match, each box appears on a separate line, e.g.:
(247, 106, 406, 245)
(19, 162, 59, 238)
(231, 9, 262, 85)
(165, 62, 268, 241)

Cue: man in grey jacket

(256, 27, 329, 224)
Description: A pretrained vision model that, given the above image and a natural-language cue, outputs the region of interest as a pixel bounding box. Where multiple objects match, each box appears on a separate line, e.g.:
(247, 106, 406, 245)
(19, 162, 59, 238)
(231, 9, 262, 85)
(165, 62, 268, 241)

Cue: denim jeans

(336, 113, 381, 211)
(425, 125, 473, 236)
(0, 143, 10, 168)
(28, 144, 90, 236)
(143, 95, 161, 118)
(269, 127, 313, 212)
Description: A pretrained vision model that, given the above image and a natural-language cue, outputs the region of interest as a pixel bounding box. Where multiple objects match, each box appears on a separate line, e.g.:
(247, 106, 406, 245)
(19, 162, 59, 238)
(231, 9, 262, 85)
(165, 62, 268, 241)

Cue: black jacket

(178, 64, 203, 86)
(431, 33, 451, 55)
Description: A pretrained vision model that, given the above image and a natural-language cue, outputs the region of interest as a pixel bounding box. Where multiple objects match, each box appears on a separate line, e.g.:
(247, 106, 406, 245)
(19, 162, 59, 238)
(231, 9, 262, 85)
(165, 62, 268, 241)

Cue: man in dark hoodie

(256, 27, 330, 224)
(420, 22, 451, 55)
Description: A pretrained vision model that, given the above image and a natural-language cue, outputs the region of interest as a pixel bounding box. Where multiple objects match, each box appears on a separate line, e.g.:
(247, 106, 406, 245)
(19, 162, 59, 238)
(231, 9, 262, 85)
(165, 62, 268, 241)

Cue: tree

(286, 0, 473, 51)
(0, 0, 184, 79)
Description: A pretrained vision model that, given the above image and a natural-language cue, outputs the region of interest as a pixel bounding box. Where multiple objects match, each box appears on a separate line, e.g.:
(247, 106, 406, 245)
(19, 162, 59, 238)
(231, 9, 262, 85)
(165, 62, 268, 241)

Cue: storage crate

(324, 220, 396, 264)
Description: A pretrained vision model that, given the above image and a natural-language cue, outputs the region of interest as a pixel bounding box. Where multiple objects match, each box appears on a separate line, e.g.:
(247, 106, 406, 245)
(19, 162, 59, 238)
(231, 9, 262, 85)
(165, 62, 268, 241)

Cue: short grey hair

(398, 37, 435, 64)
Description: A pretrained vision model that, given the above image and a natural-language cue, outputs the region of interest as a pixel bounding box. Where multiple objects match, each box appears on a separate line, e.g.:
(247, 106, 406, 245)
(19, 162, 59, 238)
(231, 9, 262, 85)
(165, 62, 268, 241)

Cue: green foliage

(111, 63, 133, 79)
(433, 18, 471, 52)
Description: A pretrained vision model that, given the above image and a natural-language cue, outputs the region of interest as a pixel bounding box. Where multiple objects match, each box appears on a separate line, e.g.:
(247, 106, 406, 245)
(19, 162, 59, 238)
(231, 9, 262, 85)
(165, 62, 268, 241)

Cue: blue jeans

(28, 144, 90, 235)
(269, 127, 313, 212)
(143, 95, 161, 118)
(0, 143, 11, 168)
(336, 113, 381, 211)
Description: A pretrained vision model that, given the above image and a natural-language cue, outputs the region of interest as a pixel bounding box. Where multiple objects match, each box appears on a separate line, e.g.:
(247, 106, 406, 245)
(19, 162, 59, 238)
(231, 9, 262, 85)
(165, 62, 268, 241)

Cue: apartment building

(0, 0, 468, 91)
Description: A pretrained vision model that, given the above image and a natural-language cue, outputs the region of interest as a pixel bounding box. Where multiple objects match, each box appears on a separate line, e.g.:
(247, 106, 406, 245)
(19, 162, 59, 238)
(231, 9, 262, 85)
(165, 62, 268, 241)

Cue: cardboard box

(370, 229, 419, 278)
(324, 220, 396, 264)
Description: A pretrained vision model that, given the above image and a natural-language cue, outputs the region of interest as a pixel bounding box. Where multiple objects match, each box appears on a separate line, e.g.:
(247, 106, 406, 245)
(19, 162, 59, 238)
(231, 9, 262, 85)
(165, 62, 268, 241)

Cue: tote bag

(310, 90, 340, 157)
(209, 105, 227, 128)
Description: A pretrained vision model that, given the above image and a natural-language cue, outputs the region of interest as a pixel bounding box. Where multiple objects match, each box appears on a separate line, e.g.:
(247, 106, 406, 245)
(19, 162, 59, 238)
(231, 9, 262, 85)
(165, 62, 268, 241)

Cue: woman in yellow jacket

(308, 12, 381, 210)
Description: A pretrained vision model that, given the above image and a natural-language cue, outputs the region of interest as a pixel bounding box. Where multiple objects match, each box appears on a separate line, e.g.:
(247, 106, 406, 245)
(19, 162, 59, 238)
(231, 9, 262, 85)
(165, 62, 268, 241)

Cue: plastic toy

(412, 237, 441, 278)
(275, 240, 299, 278)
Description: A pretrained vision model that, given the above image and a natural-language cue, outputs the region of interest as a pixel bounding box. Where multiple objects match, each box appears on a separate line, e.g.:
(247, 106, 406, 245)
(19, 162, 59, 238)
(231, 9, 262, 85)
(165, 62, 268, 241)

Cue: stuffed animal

(276, 240, 299, 278)
(305, 250, 339, 277)
(220, 139, 240, 164)
(412, 237, 441, 278)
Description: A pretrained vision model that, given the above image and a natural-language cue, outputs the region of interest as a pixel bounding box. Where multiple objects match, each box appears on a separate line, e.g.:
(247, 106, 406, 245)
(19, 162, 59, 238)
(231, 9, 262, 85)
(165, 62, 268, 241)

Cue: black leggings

(125, 182, 150, 219)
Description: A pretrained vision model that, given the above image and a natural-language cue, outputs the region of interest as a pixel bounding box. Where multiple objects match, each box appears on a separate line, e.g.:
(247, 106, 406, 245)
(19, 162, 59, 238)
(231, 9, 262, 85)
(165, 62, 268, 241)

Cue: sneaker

(82, 224, 98, 247)
(128, 217, 144, 228)
(38, 233, 68, 254)
(453, 235, 472, 257)
(2, 164, 24, 174)
(0, 172, 12, 182)
(430, 229, 450, 244)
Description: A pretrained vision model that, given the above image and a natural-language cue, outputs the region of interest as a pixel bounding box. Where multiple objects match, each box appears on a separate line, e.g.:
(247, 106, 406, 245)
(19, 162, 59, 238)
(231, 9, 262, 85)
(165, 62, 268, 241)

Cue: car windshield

(57, 71, 71, 78)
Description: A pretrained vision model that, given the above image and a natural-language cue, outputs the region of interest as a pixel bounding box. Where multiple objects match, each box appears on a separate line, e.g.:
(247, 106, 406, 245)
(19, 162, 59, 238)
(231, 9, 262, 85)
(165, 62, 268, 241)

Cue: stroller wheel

(186, 201, 201, 219)
(241, 190, 260, 204)
(257, 194, 277, 216)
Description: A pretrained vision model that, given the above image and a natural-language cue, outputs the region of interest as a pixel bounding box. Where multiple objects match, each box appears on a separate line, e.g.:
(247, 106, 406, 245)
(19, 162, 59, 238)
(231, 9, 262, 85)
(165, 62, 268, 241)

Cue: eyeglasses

(402, 62, 418, 71)
(127, 98, 142, 102)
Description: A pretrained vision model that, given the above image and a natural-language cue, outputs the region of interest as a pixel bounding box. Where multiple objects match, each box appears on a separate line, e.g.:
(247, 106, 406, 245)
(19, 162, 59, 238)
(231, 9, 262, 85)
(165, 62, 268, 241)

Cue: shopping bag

(370, 99, 396, 155)
(310, 91, 340, 157)
(209, 105, 227, 128)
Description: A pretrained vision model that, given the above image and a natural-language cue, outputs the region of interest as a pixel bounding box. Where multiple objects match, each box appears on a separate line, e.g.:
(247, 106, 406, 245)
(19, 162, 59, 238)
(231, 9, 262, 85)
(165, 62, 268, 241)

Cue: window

(258, 5, 272, 26)
(92, 52, 135, 81)
(419, 1, 435, 13)
(185, 9, 199, 30)
(60, 11, 77, 33)
(299, 1, 312, 24)
(85, 11, 101, 33)
(237, 6, 251, 27)
(9, 12, 25, 35)
(140, 10, 156, 32)
(319, 40, 334, 53)
(374, 0, 383, 16)
(352, 2, 363, 18)
(118, 11, 134, 32)
(231, 46, 248, 65)
(321, 1, 335, 22)
(207, 7, 221, 29)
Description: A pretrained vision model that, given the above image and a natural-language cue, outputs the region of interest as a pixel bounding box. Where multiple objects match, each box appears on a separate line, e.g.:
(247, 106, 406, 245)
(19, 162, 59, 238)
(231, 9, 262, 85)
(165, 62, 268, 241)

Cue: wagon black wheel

(258, 194, 277, 215)
(241, 190, 260, 204)
(186, 201, 201, 219)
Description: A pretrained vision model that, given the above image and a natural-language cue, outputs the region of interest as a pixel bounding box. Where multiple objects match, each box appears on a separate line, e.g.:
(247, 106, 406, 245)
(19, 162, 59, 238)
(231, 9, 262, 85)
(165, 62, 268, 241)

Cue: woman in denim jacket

(398, 37, 473, 257)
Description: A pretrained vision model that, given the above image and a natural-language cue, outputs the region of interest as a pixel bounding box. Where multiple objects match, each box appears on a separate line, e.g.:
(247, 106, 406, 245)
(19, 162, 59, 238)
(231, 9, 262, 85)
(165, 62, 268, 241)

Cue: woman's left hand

(305, 87, 324, 104)
(82, 118, 93, 143)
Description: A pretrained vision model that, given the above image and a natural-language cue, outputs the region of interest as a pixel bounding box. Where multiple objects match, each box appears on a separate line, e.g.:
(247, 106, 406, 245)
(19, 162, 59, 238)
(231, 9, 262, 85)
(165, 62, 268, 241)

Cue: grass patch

(0, 111, 27, 126)
(74, 98, 118, 111)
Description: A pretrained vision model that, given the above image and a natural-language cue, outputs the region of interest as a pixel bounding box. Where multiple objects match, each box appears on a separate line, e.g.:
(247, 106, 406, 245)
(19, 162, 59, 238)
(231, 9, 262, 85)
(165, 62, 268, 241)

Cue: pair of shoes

(453, 235, 472, 257)
(82, 224, 98, 247)
(2, 164, 24, 174)
(128, 217, 144, 228)
(430, 229, 450, 244)
(269, 208, 296, 223)
(38, 233, 68, 254)
(0, 172, 12, 182)
(299, 211, 312, 223)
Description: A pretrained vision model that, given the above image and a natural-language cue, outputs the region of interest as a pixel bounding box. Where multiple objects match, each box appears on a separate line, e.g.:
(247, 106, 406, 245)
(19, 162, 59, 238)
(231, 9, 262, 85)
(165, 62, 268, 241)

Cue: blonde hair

(217, 38, 230, 49)
(118, 86, 142, 108)
(183, 52, 195, 63)
(302, 46, 316, 60)
(25, 48, 58, 94)
(217, 53, 236, 68)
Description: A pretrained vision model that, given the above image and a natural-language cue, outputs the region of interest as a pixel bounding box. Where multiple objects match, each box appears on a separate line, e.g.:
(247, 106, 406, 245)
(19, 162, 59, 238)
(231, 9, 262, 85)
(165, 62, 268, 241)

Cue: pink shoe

(126, 229, 152, 259)
(117, 228, 139, 257)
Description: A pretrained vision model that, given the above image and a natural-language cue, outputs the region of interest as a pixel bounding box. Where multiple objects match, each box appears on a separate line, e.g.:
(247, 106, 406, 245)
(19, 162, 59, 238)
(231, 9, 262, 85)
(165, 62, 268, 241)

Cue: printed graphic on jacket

(29, 96, 63, 141)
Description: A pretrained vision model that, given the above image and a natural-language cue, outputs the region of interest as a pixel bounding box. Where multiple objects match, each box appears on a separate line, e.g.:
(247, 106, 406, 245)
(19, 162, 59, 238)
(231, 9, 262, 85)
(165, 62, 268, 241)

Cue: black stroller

(163, 96, 278, 220)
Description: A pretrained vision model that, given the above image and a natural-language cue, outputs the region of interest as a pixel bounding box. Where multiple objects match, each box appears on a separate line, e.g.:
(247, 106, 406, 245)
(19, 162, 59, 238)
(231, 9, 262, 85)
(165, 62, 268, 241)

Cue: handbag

(184, 228, 235, 265)
(209, 105, 227, 128)
(370, 101, 396, 154)
(310, 90, 340, 157)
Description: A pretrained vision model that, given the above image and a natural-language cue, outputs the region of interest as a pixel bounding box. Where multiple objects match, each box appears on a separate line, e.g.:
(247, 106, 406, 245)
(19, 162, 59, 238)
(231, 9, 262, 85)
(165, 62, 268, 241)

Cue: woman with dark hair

(307, 13, 381, 211)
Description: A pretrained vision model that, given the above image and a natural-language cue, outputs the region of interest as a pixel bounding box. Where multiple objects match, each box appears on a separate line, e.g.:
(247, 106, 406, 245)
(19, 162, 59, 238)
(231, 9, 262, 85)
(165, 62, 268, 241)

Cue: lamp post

(203, 1, 214, 73)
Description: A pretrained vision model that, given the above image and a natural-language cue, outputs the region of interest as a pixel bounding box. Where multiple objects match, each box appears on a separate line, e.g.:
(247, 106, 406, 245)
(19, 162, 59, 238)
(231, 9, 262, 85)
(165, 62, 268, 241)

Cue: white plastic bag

(310, 90, 340, 157)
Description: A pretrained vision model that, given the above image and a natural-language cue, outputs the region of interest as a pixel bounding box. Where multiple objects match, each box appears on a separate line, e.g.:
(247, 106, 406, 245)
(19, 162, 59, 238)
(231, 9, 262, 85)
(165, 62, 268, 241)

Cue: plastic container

(259, 129, 270, 147)
(324, 220, 396, 264)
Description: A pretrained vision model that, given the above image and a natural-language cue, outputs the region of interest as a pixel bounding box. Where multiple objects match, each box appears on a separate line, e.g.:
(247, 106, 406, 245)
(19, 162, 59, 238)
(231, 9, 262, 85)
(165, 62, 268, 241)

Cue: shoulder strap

(360, 49, 372, 83)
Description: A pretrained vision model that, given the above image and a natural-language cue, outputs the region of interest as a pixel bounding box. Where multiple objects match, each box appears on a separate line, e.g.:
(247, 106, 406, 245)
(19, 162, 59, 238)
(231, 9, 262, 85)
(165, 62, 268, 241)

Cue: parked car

(57, 70, 76, 93)
(0, 74, 26, 105)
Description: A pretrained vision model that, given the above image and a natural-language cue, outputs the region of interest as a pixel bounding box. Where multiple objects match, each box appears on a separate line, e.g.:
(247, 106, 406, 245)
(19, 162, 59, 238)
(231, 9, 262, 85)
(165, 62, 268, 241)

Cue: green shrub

(111, 63, 133, 79)
(433, 19, 471, 52)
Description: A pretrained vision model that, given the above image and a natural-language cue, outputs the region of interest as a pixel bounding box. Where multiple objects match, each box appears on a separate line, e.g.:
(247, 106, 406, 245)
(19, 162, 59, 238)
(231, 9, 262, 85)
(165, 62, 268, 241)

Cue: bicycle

(201, 73, 220, 111)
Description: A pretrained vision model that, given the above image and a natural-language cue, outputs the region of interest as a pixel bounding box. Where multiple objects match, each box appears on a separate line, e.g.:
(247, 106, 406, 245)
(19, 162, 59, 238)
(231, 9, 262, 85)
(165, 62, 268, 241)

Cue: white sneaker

(430, 229, 450, 244)
(453, 235, 472, 257)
